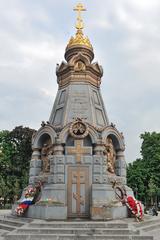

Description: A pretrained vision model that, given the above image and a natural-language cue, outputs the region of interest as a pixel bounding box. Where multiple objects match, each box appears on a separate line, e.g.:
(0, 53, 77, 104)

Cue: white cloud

(19, 40, 64, 63)
(40, 88, 54, 98)
(130, 0, 160, 9)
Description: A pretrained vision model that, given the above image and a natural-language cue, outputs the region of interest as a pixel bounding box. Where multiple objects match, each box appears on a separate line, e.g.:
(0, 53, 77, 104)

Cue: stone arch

(87, 125, 99, 144)
(58, 124, 70, 144)
(83, 135, 92, 147)
(66, 134, 74, 146)
(32, 125, 57, 149)
(70, 52, 89, 66)
(102, 126, 125, 176)
(59, 122, 99, 145)
(102, 126, 125, 151)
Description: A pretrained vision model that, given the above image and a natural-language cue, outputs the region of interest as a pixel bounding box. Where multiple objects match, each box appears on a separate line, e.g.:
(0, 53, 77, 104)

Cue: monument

(15, 3, 133, 220)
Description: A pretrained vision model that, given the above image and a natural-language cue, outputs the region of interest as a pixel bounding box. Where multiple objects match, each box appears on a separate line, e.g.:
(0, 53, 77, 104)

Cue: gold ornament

(69, 119, 88, 139)
(66, 3, 93, 50)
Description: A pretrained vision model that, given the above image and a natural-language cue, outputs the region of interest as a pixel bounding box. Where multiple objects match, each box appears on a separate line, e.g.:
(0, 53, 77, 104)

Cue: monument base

(12, 204, 67, 220)
(91, 205, 128, 220)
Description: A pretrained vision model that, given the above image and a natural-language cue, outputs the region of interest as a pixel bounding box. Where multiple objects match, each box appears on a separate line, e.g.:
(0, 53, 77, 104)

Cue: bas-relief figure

(15, 3, 133, 221)
(105, 137, 116, 174)
(74, 61, 86, 71)
(41, 144, 54, 173)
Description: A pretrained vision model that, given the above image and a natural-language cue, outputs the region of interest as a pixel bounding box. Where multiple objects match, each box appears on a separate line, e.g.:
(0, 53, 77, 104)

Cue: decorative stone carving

(53, 137, 64, 155)
(74, 61, 86, 71)
(104, 137, 116, 174)
(41, 144, 53, 173)
(94, 143, 105, 156)
(31, 148, 41, 161)
(69, 119, 88, 139)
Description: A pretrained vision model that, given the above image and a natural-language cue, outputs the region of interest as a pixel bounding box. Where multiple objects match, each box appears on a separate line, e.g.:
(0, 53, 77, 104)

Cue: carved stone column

(29, 148, 42, 177)
(31, 148, 41, 160)
(53, 137, 64, 155)
(115, 150, 126, 178)
(94, 140, 105, 156)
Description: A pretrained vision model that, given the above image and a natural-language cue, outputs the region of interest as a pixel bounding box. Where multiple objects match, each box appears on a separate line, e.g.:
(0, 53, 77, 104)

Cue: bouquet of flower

(15, 181, 42, 216)
(15, 203, 29, 216)
(25, 187, 36, 198)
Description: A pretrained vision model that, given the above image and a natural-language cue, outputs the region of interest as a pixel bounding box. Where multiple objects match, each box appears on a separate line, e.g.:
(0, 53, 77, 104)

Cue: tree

(127, 132, 160, 207)
(0, 126, 35, 205)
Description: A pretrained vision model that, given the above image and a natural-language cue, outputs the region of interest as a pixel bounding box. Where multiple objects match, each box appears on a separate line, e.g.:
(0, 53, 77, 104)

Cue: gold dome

(66, 3, 93, 50)
(67, 29, 93, 50)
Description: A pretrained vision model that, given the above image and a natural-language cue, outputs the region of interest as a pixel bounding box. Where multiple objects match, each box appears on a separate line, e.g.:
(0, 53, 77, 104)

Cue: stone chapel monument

(24, 3, 132, 220)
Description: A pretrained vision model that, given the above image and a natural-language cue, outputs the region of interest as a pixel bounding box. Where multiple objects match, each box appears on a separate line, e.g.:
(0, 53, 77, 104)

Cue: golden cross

(74, 3, 86, 30)
(66, 139, 92, 163)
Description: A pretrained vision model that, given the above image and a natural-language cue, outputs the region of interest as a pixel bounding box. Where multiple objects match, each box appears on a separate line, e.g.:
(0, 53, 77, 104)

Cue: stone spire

(49, 3, 109, 129)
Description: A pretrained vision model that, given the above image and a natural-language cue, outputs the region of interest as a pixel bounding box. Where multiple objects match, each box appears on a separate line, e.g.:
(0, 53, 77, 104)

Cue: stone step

(133, 217, 160, 233)
(140, 223, 160, 232)
(4, 234, 154, 240)
(30, 222, 129, 229)
(134, 218, 159, 228)
(132, 237, 153, 240)
(0, 219, 24, 228)
(0, 230, 8, 236)
(1, 215, 32, 223)
(0, 224, 16, 232)
(16, 227, 139, 235)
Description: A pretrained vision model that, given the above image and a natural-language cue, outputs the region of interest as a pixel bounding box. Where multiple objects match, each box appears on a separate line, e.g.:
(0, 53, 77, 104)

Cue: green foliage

(127, 132, 160, 207)
(0, 126, 35, 205)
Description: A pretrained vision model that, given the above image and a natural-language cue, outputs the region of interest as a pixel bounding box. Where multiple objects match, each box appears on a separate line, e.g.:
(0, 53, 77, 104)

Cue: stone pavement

(138, 212, 160, 240)
(0, 211, 11, 216)
(122, 211, 160, 240)
(0, 210, 11, 239)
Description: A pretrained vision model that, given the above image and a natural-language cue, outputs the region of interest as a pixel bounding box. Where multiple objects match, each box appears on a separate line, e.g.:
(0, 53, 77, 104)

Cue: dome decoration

(67, 29, 93, 50)
(66, 3, 93, 50)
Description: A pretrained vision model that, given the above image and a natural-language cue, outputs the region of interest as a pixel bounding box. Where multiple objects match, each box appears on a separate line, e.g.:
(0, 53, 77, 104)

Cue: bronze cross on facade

(72, 169, 85, 214)
(66, 139, 92, 163)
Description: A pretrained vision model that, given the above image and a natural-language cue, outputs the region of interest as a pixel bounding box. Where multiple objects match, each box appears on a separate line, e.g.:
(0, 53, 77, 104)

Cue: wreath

(111, 180, 143, 221)
(15, 181, 42, 216)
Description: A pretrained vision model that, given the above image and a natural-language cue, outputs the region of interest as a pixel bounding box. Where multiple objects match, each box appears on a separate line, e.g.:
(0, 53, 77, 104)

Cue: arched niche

(84, 135, 92, 147)
(69, 52, 90, 66)
(36, 133, 52, 149)
(64, 134, 93, 158)
(74, 60, 86, 72)
(66, 135, 74, 146)
(102, 126, 125, 175)
(102, 126, 125, 151)
(65, 134, 92, 147)
(32, 125, 57, 149)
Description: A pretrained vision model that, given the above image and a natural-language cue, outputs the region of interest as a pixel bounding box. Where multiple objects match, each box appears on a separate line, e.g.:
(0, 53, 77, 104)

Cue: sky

(0, 0, 160, 163)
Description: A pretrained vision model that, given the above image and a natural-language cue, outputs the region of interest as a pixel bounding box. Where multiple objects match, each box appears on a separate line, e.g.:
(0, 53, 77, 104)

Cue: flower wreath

(15, 181, 42, 216)
(111, 180, 143, 221)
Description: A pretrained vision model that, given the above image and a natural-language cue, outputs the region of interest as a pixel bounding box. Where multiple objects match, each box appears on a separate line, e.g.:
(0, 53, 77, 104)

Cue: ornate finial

(74, 3, 86, 30)
(66, 3, 93, 50)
